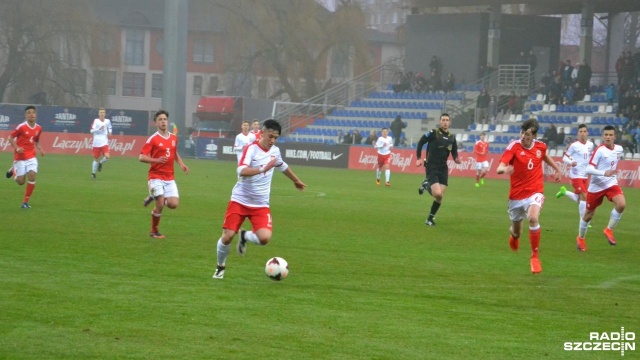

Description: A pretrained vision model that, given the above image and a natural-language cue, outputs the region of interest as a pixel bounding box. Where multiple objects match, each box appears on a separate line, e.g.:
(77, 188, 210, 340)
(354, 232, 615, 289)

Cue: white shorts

(13, 158, 38, 176)
(475, 161, 489, 170)
(508, 193, 545, 222)
(148, 179, 179, 199)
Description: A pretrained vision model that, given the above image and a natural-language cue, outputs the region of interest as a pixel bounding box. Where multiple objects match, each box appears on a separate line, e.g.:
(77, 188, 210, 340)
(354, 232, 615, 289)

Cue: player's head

(381, 127, 388, 136)
(24, 105, 37, 122)
(241, 120, 250, 134)
(439, 113, 451, 130)
(259, 119, 281, 149)
(602, 125, 616, 146)
(480, 132, 486, 141)
(154, 110, 169, 131)
(519, 118, 539, 147)
(252, 119, 261, 131)
(98, 107, 106, 119)
(577, 124, 588, 141)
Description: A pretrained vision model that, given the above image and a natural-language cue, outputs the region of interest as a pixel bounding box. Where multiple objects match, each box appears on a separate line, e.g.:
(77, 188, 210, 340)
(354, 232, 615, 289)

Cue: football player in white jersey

(374, 128, 393, 186)
(90, 108, 112, 178)
(556, 124, 594, 221)
(213, 119, 306, 279)
(233, 120, 256, 163)
(575, 125, 626, 252)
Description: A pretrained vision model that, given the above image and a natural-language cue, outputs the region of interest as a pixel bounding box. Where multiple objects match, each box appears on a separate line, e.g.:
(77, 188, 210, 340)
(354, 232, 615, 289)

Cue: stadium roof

(412, 0, 640, 15)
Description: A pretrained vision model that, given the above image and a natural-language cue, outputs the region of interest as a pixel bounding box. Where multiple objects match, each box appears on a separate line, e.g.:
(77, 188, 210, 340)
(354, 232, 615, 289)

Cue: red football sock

(23, 181, 35, 203)
(475, 175, 479, 182)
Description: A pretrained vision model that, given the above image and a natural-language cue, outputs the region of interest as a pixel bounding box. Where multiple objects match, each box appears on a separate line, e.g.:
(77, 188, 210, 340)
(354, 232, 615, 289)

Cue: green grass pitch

(0, 153, 638, 359)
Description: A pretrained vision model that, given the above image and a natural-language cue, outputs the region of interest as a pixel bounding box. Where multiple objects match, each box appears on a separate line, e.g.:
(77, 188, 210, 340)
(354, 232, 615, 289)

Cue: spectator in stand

(556, 127, 566, 148)
(390, 115, 406, 147)
(573, 83, 585, 103)
(562, 60, 574, 87)
(542, 123, 558, 150)
(488, 96, 498, 124)
(343, 131, 352, 145)
(615, 52, 625, 85)
(621, 57, 635, 86)
(353, 129, 363, 145)
(429, 55, 442, 78)
(443, 72, 455, 93)
(428, 69, 442, 92)
(364, 130, 377, 145)
(547, 77, 563, 105)
(576, 61, 592, 95)
(505, 91, 518, 114)
(414, 73, 428, 92)
(337, 130, 343, 144)
(620, 130, 635, 154)
(475, 88, 491, 125)
(606, 83, 616, 106)
(564, 84, 575, 105)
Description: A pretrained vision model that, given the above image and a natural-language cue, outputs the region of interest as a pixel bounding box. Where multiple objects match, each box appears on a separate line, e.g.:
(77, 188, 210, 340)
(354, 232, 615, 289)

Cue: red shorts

(586, 185, 624, 211)
(222, 201, 272, 233)
(571, 178, 589, 195)
(93, 145, 110, 158)
(377, 153, 390, 167)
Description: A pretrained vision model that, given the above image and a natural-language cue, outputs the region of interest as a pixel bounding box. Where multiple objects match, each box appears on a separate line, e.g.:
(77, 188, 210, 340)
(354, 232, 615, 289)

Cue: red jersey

(500, 139, 547, 200)
(11, 121, 42, 161)
(250, 130, 262, 141)
(141, 132, 179, 181)
(473, 140, 489, 162)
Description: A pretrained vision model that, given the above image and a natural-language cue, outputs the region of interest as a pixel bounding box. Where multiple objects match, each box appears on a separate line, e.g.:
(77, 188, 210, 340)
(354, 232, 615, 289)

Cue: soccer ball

(265, 257, 289, 281)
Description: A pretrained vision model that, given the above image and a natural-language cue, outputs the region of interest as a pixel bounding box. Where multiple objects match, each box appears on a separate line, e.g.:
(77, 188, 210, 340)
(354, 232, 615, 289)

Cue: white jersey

(375, 136, 393, 155)
(231, 142, 289, 208)
(233, 132, 256, 162)
(587, 144, 624, 193)
(563, 140, 594, 179)
(91, 118, 112, 147)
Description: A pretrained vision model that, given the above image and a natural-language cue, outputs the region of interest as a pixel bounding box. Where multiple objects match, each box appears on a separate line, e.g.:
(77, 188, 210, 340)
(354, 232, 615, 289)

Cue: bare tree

(0, 0, 98, 105)
(210, 0, 370, 102)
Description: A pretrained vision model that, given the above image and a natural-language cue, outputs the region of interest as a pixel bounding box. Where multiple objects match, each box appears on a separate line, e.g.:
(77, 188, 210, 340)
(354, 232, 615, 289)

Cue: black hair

(440, 113, 450, 119)
(521, 118, 539, 135)
(154, 110, 169, 121)
(603, 125, 616, 132)
(262, 118, 281, 134)
(25, 105, 36, 112)
(578, 124, 588, 130)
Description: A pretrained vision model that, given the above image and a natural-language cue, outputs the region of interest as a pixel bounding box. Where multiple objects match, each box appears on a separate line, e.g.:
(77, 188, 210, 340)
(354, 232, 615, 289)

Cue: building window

(207, 76, 219, 95)
(93, 70, 116, 95)
(151, 74, 163, 98)
(156, 37, 164, 57)
(123, 72, 145, 97)
(193, 76, 202, 95)
(64, 68, 87, 94)
(193, 39, 214, 64)
(125, 29, 145, 65)
(331, 46, 349, 77)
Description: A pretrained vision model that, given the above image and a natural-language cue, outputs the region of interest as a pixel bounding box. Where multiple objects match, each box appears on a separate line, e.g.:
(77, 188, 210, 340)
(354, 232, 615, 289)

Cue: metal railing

(271, 57, 404, 134)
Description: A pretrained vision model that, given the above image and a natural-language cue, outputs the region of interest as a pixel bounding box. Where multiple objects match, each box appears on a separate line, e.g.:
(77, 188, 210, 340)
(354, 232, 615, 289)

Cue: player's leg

(507, 200, 526, 252)
(475, 163, 481, 187)
(526, 195, 544, 273)
(604, 189, 625, 245)
(92, 147, 101, 178)
(22, 168, 37, 208)
(425, 173, 445, 226)
(375, 163, 381, 185)
(480, 163, 489, 184)
(162, 181, 180, 210)
(577, 190, 603, 251)
(384, 162, 390, 186)
(243, 208, 273, 246)
(148, 180, 166, 238)
(5, 162, 14, 179)
(13, 160, 26, 186)
(98, 147, 110, 171)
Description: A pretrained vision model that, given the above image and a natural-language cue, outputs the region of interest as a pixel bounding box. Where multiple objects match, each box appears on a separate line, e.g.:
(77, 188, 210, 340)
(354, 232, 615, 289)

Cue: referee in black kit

(416, 113, 462, 226)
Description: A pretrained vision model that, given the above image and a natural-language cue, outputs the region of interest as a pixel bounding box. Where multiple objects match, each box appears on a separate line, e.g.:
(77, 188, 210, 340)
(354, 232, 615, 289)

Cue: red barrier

(348, 146, 640, 189)
(0, 130, 147, 157)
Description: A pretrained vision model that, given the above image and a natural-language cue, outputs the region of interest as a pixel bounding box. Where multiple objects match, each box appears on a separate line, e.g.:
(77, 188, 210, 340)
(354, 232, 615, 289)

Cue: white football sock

(578, 201, 586, 219)
(100, 157, 109, 164)
(92, 161, 98, 173)
(565, 190, 579, 202)
(608, 209, 622, 230)
(217, 238, 230, 266)
(244, 230, 262, 245)
(385, 169, 390, 182)
(376, 169, 381, 180)
(578, 219, 589, 238)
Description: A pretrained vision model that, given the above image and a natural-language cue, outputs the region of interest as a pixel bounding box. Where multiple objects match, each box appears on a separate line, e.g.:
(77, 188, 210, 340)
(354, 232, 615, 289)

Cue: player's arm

(174, 151, 189, 174)
(106, 120, 112, 135)
(543, 154, 562, 182)
(451, 139, 461, 164)
(35, 137, 45, 156)
(586, 161, 616, 177)
(90, 120, 99, 133)
(415, 134, 428, 166)
(282, 167, 306, 191)
(496, 162, 513, 175)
